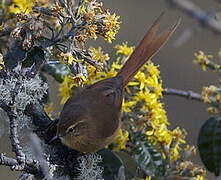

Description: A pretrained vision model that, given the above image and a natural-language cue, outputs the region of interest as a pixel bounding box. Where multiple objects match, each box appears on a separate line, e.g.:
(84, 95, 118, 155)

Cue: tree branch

(0, 100, 26, 170)
(0, 101, 44, 177)
(0, 153, 18, 167)
(166, 0, 221, 34)
(163, 88, 203, 101)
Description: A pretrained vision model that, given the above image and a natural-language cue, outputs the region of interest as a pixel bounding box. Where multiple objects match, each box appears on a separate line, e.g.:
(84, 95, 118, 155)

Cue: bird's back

(59, 76, 124, 139)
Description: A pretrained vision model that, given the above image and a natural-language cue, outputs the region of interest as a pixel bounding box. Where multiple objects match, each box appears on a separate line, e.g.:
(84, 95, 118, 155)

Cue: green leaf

(132, 134, 165, 177)
(22, 46, 45, 67)
(41, 63, 69, 83)
(198, 117, 221, 176)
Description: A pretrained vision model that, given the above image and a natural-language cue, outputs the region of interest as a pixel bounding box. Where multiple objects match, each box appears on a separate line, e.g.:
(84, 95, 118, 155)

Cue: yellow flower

(149, 124, 172, 145)
(9, 0, 34, 13)
(44, 103, 55, 118)
(139, 176, 152, 180)
(60, 52, 79, 65)
(111, 62, 122, 70)
(171, 127, 186, 144)
(87, 64, 97, 78)
(127, 81, 140, 86)
(59, 75, 75, 104)
(85, 24, 98, 40)
(89, 47, 110, 63)
(103, 11, 120, 43)
(145, 62, 160, 77)
(133, 62, 163, 96)
(104, 31, 117, 43)
(72, 73, 87, 86)
(170, 143, 181, 161)
(194, 51, 213, 71)
(146, 75, 163, 96)
(150, 106, 168, 128)
(207, 106, 219, 114)
(112, 129, 129, 151)
(201, 85, 218, 103)
(122, 100, 137, 113)
(134, 91, 157, 109)
(195, 175, 205, 180)
(115, 42, 134, 56)
(134, 71, 146, 90)
(166, 127, 187, 161)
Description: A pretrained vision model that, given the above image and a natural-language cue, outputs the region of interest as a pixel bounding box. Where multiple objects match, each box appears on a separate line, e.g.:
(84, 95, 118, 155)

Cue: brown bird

(53, 14, 180, 153)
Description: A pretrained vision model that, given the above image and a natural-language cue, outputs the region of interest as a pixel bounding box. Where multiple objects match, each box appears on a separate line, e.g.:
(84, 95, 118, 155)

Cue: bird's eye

(67, 127, 74, 133)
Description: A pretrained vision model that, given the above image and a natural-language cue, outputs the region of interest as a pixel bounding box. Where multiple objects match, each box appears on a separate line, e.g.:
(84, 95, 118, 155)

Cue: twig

(0, 100, 26, 170)
(0, 101, 44, 178)
(0, 153, 42, 176)
(0, 153, 18, 167)
(163, 88, 203, 101)
(18, 173, 34, 180)
(166, 0, 221, 34)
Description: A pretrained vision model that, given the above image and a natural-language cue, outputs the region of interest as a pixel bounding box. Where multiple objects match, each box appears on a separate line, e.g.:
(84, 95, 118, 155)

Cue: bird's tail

(116, 13, 180, 87)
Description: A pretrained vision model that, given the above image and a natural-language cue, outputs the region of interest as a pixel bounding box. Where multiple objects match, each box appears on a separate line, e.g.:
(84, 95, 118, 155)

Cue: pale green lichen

(77, 153, 104, 180)
(0, 72, 48, 129)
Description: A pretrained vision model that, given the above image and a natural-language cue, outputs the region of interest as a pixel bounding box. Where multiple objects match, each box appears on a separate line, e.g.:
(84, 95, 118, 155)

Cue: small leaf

(23, 46, 46, 77)
(41, 63, 69, 83)
(22, 46, 45, 68)
(198, 117, 221, 176)
(132, 134, 165, 177)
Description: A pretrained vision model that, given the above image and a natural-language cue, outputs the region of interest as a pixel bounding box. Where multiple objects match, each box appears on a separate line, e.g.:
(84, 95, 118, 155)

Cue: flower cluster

(195, 49, 221, 115)
(59, 75, 76, 104)
(112, 129, 129, 151)
(78, 0, 121, 43)
(176, 161, 206, 179)
(59, 52, 77, 65)
(115, 42, 134, 57)
(8, 0, 34, 14)
(8, 0, 48, 14)
(194, 50, 220, 72)
(89, 47, 110, 63)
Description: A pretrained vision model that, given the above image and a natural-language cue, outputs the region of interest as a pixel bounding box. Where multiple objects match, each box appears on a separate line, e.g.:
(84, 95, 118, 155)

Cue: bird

(51, 14, 180, 153)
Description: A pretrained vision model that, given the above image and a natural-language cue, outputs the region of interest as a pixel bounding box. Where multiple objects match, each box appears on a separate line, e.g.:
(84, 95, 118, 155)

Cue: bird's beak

(48, 135, 60, 144)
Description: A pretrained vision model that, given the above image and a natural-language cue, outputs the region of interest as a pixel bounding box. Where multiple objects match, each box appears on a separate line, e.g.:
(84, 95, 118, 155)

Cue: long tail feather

(116, 14, 180, 87)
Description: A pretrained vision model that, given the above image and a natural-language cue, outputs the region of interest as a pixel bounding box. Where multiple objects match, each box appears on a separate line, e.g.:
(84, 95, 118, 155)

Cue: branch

(166, 0, 221, 34)
(163, 88, 203, 101)
(0, 153, 18, 167)
(18, 173, 34, 180)
(0, 101, 43, 177)
(0, 153, 42, 176)
(0, 100, 26, 170)
(25, 103, 81, 178)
